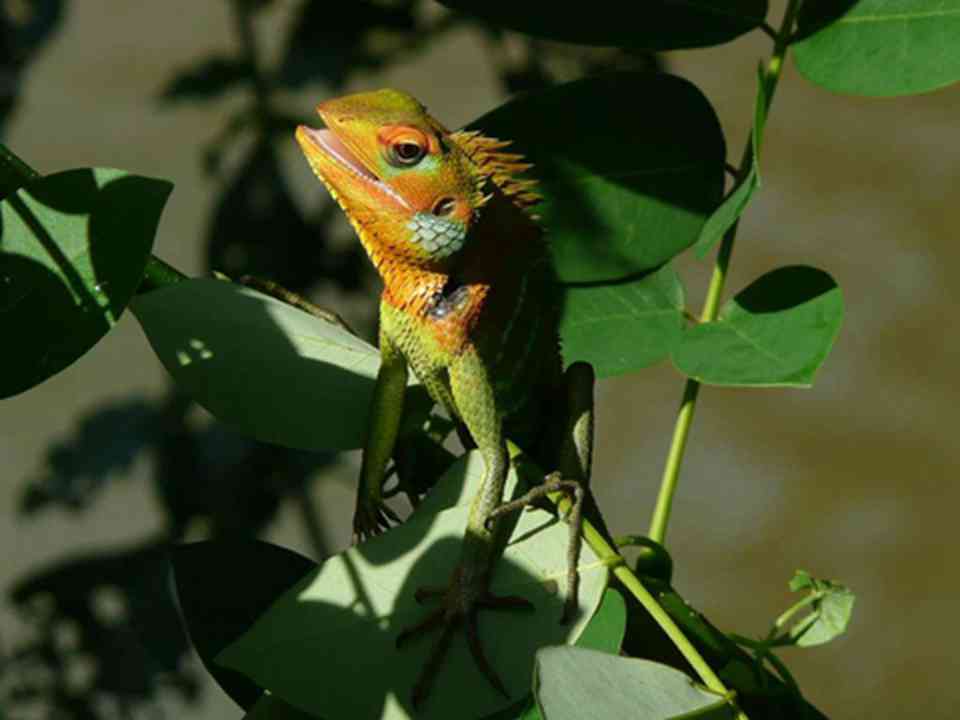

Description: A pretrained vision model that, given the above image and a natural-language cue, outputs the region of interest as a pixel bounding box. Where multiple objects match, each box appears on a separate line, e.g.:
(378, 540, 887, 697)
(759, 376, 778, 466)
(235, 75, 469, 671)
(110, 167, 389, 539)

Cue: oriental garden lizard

(295, 89, 599, 709)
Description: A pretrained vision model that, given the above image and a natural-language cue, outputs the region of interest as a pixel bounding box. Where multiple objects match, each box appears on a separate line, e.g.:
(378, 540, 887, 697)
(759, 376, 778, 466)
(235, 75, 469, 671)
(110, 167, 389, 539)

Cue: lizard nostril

(433, 197, 456, 216)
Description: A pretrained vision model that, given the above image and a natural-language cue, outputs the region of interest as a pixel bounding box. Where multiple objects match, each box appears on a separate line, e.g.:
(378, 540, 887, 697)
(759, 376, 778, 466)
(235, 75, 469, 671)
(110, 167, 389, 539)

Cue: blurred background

(1, 1, 957, 718)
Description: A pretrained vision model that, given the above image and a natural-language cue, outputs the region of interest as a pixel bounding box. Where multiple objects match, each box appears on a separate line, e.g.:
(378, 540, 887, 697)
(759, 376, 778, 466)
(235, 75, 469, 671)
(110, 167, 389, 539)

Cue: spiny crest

(450, 130, 542, 215)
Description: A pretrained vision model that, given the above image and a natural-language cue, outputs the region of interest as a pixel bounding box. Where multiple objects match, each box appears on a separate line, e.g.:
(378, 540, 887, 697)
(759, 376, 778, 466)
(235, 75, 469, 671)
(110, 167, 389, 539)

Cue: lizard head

(296, 89, 539, 271)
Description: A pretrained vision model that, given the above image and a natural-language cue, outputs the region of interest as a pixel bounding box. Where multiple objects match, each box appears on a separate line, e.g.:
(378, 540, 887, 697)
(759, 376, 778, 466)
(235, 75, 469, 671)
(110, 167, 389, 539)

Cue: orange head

(295, 89, 539, 274)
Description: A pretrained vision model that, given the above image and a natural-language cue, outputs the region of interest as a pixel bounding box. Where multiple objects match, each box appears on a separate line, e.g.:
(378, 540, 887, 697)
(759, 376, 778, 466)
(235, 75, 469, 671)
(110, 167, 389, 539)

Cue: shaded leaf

(533, 647, 732, 720)
(694, 64, 770, 258)
(494, 588, 628, 720)
(172, 539, 316, 710)
(575, 588, 627, 653)
(160, 57, 253, 102)
(437, 0, 768, 50)
(0, 168, 172, 398)
(131, 277, 429, 451)
(794, 0, 960, 97)
(244, 694, 318, 720)
(783, 570, 855, 648)
(217, 453, 611, 720)
(671, 266, 843, 387)
(470, 73, 725, 283)
(559, 265, 685, 378)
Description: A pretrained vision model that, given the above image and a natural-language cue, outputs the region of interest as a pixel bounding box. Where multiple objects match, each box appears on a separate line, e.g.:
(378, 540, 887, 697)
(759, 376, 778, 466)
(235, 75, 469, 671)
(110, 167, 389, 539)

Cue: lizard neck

(377, 196, 546, 353)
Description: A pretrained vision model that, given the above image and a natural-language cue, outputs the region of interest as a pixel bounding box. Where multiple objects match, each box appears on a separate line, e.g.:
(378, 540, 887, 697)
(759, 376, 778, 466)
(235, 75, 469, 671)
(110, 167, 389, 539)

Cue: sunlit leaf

(783, 570, 855, 648)
(671, 266, 843, 387)
(559, 265, 685, 377)
(217, 453, 611, 720)
(794, 0, 960, 96)
(533, 647, 732, 720)
(132, 277, 429, 451)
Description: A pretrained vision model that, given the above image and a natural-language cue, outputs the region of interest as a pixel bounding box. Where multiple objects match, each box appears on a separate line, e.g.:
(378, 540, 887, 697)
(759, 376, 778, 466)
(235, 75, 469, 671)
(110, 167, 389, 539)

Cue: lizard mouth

(295, 125, 410, 209)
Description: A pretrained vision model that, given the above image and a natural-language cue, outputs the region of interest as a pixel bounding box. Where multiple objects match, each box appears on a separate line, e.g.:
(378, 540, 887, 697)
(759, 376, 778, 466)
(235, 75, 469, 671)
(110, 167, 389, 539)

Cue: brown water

(2, 3, 958, 718)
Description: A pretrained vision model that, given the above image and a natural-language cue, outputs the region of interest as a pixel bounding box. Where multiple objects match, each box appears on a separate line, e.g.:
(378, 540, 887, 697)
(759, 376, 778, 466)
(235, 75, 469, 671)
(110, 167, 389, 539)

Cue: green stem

(0, 144, 187, 292)
(774, 591, 819, 631)
(553, 485, 737, 702)
(648, 0, 801, 545)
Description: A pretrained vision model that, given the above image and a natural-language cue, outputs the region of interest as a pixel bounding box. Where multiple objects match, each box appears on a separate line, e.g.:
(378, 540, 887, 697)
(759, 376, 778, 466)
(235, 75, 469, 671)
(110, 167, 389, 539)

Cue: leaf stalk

(648, 0, 802, 545)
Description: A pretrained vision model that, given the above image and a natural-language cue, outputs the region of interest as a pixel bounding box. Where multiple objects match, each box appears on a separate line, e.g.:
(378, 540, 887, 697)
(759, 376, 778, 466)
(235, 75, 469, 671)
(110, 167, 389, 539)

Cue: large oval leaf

(131, 277, 427, 451)
(794, 0, 960, 97)
(216, 453, 612, 720)
(502, 587, 628, 720)
(437, 1, 768, 50)
(171, 540, 317, 710)
(559, 265, 685, 378)
(0, 167, 172, 398)
(469, 73, 725, 283)
(671, 266, 843, 387)
(533, 647, 732, 720)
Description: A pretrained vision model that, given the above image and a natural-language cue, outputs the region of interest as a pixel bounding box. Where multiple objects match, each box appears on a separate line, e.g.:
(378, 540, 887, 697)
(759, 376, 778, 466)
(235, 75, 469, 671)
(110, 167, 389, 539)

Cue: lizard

(294, 89, 597, 709)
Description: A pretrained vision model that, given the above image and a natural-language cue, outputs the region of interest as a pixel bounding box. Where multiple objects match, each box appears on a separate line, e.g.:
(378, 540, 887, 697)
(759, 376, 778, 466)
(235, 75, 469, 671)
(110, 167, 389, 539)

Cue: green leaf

(171, 540, 317, 710)
(470, 73, 725, 283)
(793, 0, 960, 97)
(131, 278, 428, 451)
(559, 265, 685, 378)
(509, 588, 628, 720)
(533, 647, 733, 720)
(437, 1, 768, 50)
(671, 266, 843, 387)
(655, 582, 831, 720)
(782, 570, 856, 648)
(574, 588, 627, 653)
(217, 453, 611, 720)
(0, 168, 172, 398)
(694, 64, 770, 258)
(244, 694, 317, 720)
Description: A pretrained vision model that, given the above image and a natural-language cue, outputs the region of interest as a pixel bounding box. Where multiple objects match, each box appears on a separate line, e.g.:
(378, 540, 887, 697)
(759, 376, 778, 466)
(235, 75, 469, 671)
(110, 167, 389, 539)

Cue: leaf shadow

(218, 533, 569, 720)
(732, 266, 837, 315)
(794, 0, 860, 42)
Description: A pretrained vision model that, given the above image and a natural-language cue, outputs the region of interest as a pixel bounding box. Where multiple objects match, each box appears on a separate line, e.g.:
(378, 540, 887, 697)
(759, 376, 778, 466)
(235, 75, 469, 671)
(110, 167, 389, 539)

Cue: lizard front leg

(353, 326, 408, 540)
(486, 361, 597, 623)
(396, 347, 534, 708)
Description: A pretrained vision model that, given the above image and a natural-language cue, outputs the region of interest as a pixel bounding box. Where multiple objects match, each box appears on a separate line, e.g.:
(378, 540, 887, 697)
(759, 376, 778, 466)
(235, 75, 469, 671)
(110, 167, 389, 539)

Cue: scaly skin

(295, 89, 593, 708)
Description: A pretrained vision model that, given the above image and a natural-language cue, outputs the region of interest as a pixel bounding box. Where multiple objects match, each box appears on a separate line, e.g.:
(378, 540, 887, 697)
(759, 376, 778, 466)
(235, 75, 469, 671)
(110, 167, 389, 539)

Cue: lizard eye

(388, 139, 426, 166)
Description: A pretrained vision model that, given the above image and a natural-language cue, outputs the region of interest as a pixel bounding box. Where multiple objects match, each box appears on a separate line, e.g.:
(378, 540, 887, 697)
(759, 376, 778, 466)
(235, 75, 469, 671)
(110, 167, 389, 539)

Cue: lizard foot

(352, 498, 400, 542)
(396, 565, 534, 709)
(486, 472, 584, 624)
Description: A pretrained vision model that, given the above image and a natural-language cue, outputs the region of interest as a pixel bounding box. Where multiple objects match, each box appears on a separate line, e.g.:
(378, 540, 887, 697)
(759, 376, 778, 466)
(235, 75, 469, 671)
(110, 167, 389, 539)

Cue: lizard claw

(352, 498, 400, 542)
(396, 566, 534, 710)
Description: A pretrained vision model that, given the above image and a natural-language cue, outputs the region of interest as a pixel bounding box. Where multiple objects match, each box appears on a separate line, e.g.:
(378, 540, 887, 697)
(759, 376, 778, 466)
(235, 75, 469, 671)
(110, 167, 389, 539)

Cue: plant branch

(508, 442, 744, 717)
(647, 0, 801, 545)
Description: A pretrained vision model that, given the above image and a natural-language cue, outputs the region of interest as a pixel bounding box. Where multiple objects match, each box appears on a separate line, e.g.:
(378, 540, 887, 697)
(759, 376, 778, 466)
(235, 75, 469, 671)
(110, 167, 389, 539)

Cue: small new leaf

(780, 570, 855, 648)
